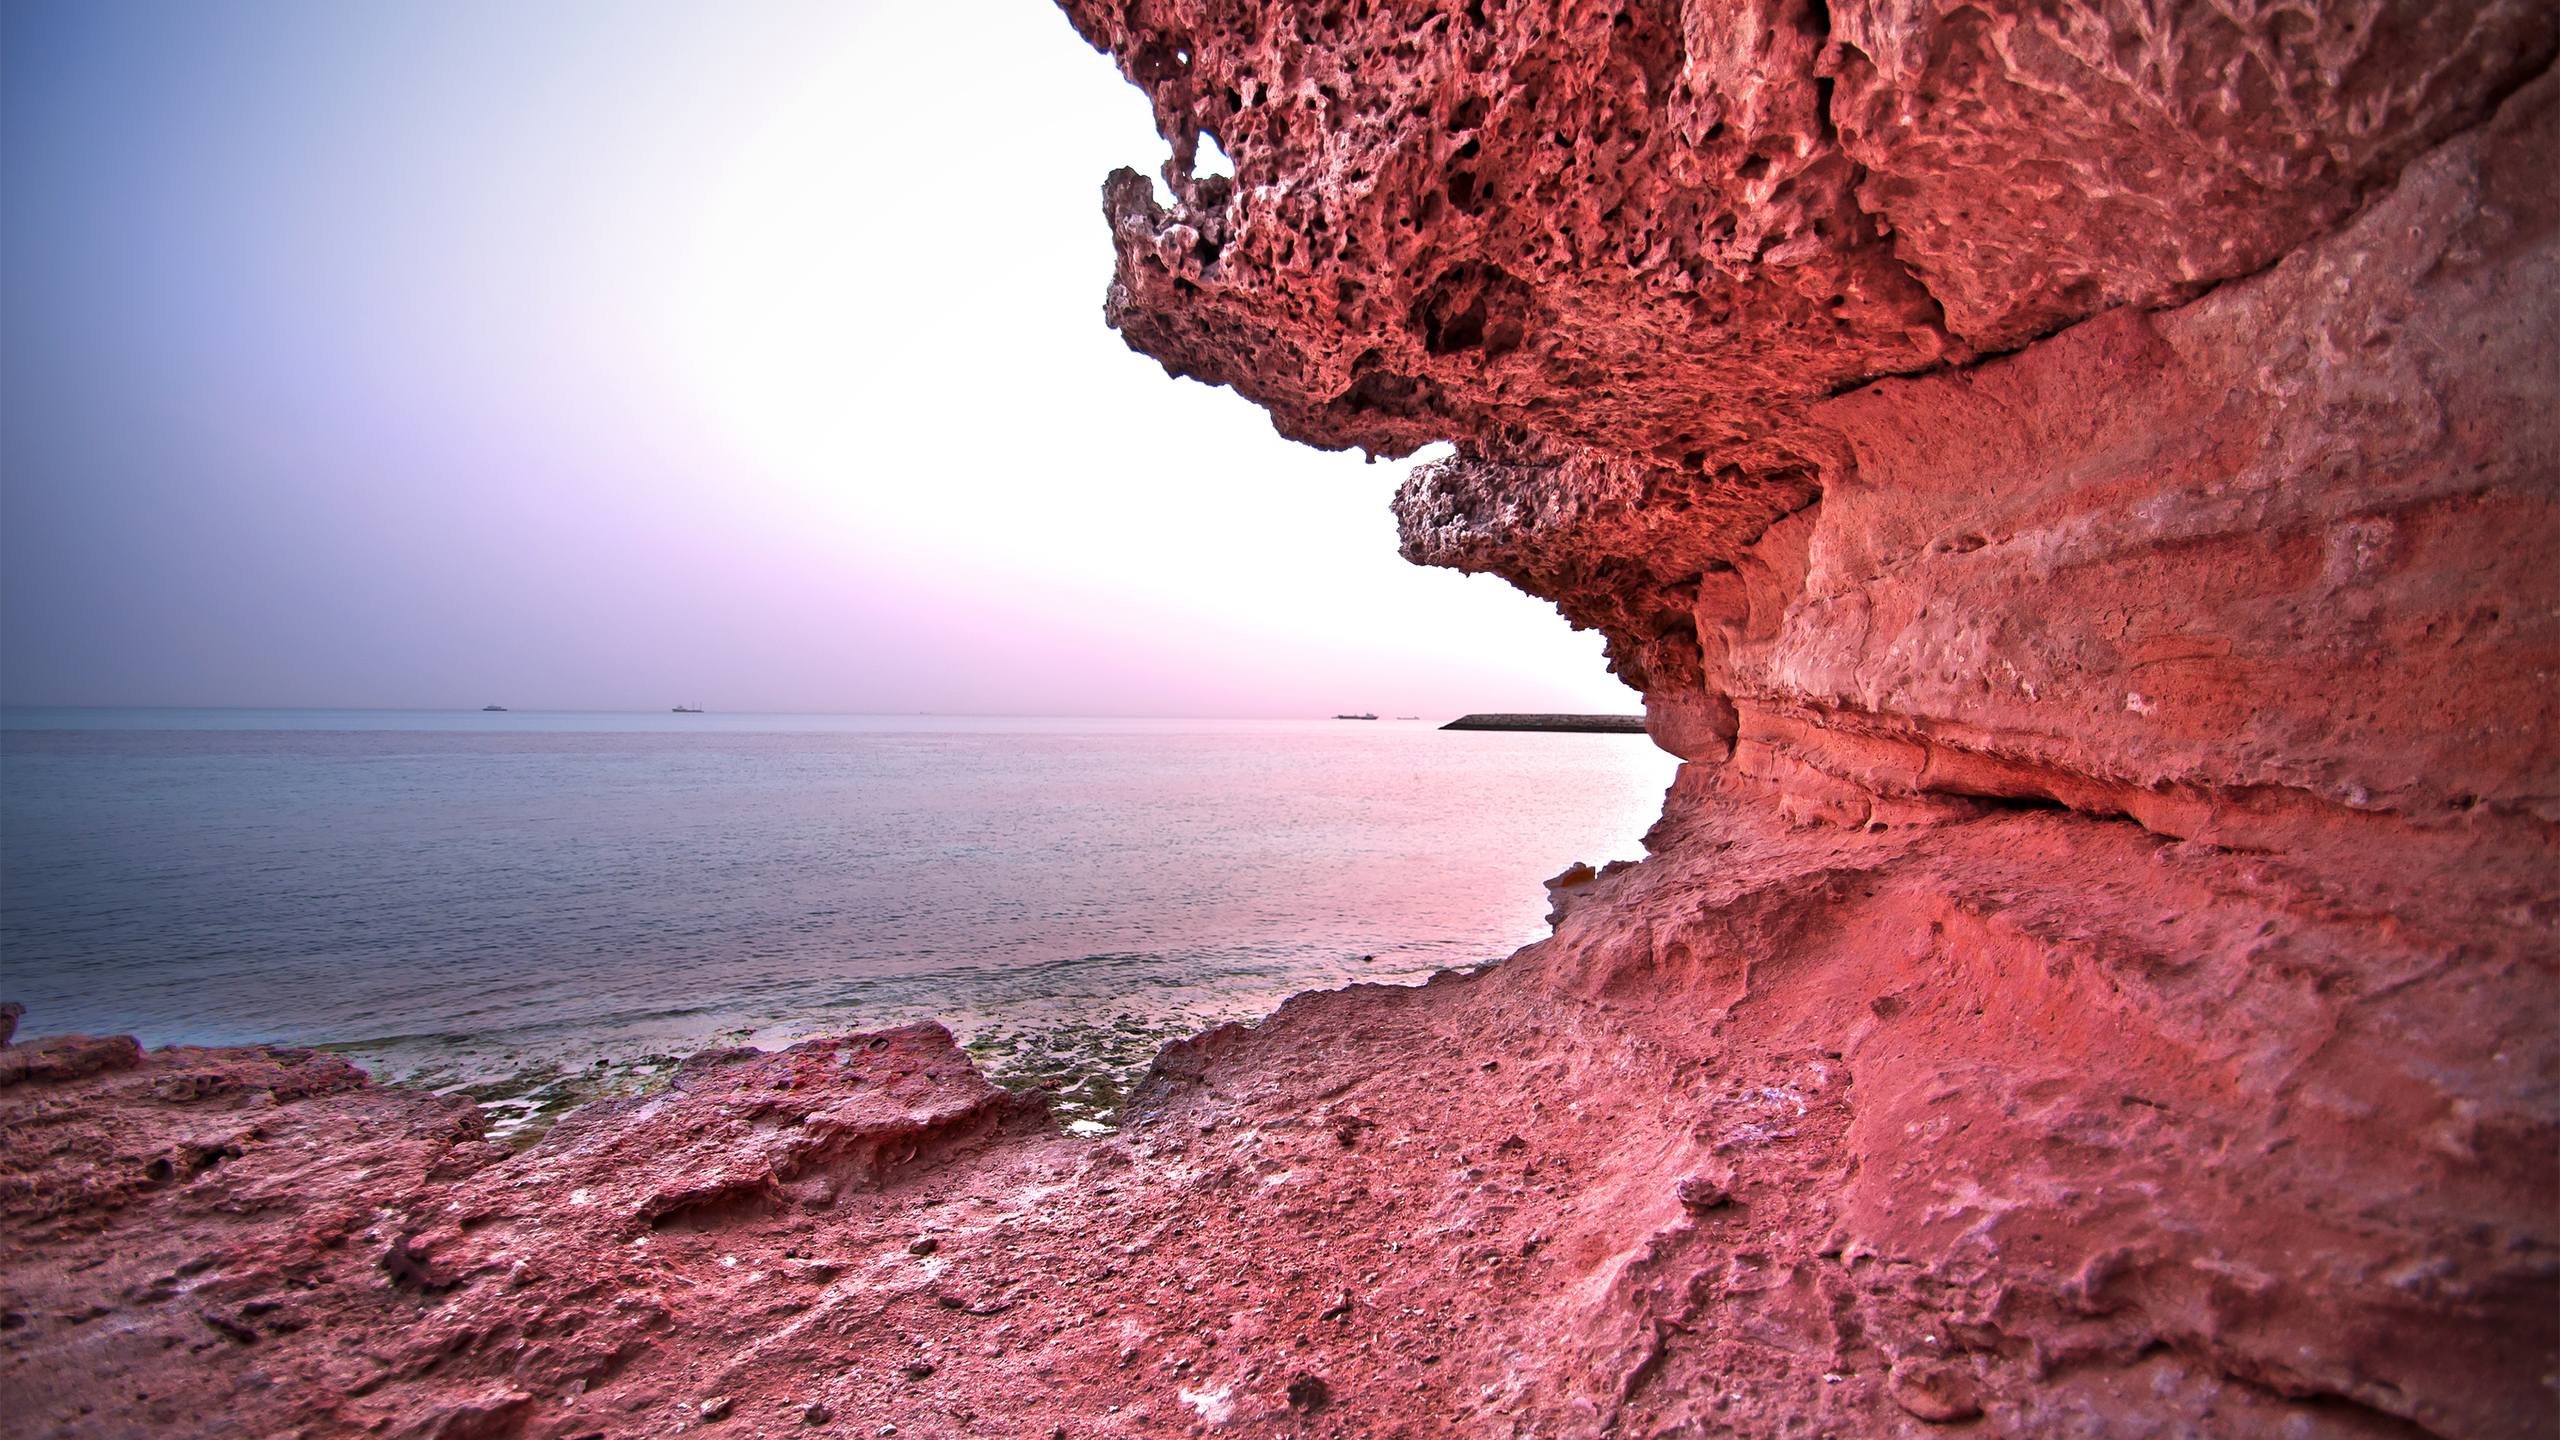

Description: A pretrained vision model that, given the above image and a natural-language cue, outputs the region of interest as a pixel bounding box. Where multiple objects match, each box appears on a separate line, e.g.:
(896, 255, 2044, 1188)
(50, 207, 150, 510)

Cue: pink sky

(0, 0, 1638, 718)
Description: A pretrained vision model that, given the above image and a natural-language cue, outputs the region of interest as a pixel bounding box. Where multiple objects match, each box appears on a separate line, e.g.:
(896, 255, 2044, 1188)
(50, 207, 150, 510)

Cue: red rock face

(5, 4, 2555, 1437)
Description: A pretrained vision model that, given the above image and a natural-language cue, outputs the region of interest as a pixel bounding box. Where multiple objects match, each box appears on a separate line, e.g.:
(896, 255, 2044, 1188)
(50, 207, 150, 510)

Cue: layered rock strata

(3, 2, 2555, 1436)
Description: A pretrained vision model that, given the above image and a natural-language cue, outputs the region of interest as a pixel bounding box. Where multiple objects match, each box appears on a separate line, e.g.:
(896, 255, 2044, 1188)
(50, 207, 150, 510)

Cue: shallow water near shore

(2, 710, 1675, 1135)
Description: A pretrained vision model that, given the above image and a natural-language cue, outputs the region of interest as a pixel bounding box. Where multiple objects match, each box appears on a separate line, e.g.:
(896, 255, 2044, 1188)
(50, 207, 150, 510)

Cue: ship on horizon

(1333, 712, 1378, 720)
(671, 704, 705, 714)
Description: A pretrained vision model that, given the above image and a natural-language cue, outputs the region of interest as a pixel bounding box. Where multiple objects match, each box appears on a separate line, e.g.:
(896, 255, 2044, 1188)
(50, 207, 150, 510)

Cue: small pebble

(1675, 1174, 1732, 1210)
(1286, 1374, 1332, 1414)
(698, 1395, 733, 1421)
(802, 1400, 833, 1425)
(907, 1237, 939, 1256)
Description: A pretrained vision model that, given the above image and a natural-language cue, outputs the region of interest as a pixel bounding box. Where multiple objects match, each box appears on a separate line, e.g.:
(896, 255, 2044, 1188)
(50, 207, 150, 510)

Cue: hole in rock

(1412, 263, 1532, 357)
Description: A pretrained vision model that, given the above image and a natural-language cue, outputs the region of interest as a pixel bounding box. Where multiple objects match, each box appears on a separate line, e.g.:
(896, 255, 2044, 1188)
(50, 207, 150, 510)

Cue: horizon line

(0, 702, 1628, 721)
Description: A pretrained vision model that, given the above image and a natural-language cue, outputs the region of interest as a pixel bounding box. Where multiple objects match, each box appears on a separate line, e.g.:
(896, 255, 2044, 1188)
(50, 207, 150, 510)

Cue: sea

(0, 710, 1676, 1136)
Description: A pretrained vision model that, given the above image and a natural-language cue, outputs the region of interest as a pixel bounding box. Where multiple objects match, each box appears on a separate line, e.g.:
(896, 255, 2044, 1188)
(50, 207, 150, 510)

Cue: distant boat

(1395, 716, 1420, 721)
(480, 704, 508, 712)
(1333, 712, 1378, 720)
(671, 704, 705, 714)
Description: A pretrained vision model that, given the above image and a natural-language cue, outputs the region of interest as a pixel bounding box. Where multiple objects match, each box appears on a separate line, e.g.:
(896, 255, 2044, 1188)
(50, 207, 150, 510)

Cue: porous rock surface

(5, 2, 2557, 1436)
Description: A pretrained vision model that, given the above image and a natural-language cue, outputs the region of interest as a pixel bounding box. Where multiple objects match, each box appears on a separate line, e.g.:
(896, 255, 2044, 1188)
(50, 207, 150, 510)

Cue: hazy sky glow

(1, 0, 1636, 717)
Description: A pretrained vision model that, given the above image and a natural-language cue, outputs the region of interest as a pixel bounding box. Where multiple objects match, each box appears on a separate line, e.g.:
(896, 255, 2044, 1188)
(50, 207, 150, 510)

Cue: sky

(0, 0, 1635, 718)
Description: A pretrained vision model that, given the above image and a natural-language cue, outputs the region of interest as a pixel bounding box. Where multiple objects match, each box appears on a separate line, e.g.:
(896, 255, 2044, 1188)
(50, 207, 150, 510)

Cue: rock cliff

(2, 3, 2553, 1437)
(1056, 0, 2559, 1429)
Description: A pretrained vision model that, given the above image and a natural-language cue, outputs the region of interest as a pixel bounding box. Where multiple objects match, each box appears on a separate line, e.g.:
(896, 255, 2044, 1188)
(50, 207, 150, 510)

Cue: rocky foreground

(6, 1, 2557, 1436)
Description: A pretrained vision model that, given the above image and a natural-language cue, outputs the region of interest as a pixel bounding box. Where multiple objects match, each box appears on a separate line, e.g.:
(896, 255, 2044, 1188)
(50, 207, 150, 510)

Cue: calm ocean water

(0, 710, 1675, 1132)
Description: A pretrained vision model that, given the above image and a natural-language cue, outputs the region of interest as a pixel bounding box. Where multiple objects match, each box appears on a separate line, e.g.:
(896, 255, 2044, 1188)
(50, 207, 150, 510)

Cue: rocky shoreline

(313, 1008, 1260, 1149)
(5, 1, 2556, 1435)
(7, 760, 2550, 1436)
